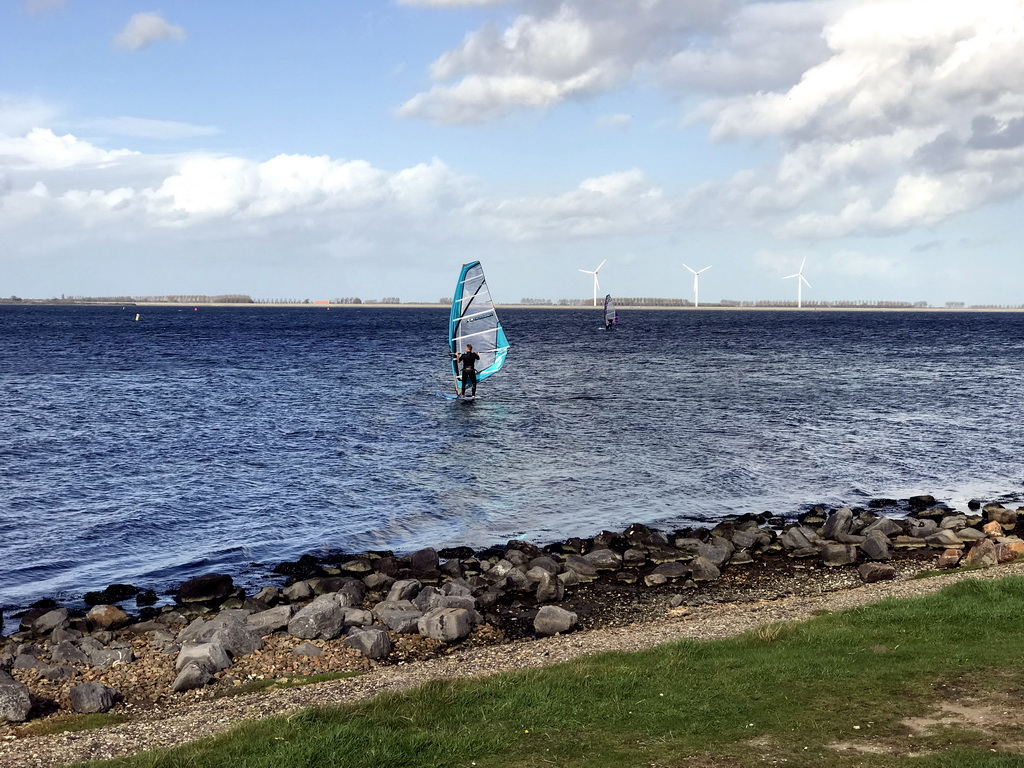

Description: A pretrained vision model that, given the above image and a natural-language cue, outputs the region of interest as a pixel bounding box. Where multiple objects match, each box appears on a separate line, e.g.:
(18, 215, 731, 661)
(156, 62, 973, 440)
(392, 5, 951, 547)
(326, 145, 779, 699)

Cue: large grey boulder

(730, 529, 759, 551)
(779, 526, 820, 551)
(376, 608, 423, 634)
(906, 519, 939, 539)
(534, 606, 577, 637)
(535, 572, 565, 603)
(926, 529, 964, 549)
(504, 568, 532, 592)
(408, 547, 440, 574)
(858, 532, 892, 561)
(50, 640, 90, 666)
(562, 556, 598, 579)
(171, 663, 213, 693)
(528, 556, 560, 576)
(698, 538, 733, 568)
(69, 682, 119, 714)
(821, 507, 854, 540)
(38, 665, 75, 682)
(821, 544, 857, 567)
(487, 559, 516, 580)
(32, 608, 69, 637)
(86, 605, 131, 631)
(176, 573, 234, 605)
(957, 528, 986, 542)
(386, 579, 422, 602)
(48, 626, 83, 646)
(175, 642, 231, 673)
(964, 538, 998, 567)
(12, 653, 42, 670)
(437, 595, 477, 612)
(861, 517, 903, 537)
(417, 608, 473, 642)
(0, 671, 32, 722)
(651, 562, 690, 580)
(689, 556, 721, 582)
(413, 586, 442, 612)
(345, 628, 392, 659)
(191, 616, 263, 657)
(342, 608, 374, 627)
(583, 549, 622, 571)
(245, 605, 295, 636)
(441, 579, 474, 597)
(282, 580, 315, 602)
(288, 594, 349, 640)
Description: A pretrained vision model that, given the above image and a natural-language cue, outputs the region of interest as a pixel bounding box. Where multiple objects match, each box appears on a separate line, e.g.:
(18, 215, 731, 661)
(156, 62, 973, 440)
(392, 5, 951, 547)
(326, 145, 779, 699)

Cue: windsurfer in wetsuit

(457, 343, 480, 397)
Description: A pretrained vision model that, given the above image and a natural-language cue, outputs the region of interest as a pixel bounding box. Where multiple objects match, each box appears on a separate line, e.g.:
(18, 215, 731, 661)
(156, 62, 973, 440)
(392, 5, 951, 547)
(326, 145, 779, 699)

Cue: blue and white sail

(449, 261, 510, 392)
(604, 294, 619, 327)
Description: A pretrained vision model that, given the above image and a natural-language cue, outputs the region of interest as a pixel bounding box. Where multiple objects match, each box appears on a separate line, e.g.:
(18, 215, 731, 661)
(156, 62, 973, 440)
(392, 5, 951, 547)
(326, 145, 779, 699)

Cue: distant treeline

(523, 298, 694, 306)
(61, 294, 257, 304)
(8, 295, 1023, 309)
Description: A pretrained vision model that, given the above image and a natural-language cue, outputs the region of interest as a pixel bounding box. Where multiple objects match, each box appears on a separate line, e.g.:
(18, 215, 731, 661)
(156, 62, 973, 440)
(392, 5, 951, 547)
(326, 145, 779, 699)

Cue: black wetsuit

(458, 351, 480, 396)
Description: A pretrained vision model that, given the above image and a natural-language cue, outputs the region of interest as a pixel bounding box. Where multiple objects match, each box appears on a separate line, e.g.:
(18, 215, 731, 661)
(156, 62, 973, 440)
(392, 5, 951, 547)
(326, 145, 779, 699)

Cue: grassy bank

(84, 576, 1024, 768)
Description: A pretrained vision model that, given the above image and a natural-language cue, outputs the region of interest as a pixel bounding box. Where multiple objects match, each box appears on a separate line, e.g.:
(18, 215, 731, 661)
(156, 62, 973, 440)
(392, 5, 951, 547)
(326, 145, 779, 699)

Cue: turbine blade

(801, 276, 812, 288)
(683, 263, 696, 275)
(595, 259, 607, 272)
(697, 266, 711, 274)
(783, 273, 798, 280)
(799, 257, 807, 272)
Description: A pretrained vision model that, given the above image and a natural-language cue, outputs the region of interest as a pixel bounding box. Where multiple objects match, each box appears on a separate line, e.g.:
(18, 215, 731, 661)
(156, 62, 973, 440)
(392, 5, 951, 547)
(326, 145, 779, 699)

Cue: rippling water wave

(2, 305, 1023, 617)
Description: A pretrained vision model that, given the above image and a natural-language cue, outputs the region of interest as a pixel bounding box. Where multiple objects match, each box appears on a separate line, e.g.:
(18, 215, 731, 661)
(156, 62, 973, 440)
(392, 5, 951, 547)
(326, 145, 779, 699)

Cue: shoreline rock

(2, 495, 1023, 728)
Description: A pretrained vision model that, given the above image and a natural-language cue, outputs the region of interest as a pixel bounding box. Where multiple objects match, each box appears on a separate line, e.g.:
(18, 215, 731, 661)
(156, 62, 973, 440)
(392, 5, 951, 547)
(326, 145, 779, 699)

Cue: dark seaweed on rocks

(272, 554, 328, 579)
(83, 584, 141, 606)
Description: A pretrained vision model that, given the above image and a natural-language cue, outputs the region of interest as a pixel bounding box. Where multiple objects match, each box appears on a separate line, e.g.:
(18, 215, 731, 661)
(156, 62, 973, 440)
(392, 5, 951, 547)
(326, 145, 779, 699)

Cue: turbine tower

(783, 257, 811, 309)
(683, 263, 711, 308)
(579, 259, 606, 307)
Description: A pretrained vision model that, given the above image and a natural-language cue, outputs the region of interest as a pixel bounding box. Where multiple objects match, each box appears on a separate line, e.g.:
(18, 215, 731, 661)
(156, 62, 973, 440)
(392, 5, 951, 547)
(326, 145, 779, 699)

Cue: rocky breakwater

(2, 496, 1022, 728)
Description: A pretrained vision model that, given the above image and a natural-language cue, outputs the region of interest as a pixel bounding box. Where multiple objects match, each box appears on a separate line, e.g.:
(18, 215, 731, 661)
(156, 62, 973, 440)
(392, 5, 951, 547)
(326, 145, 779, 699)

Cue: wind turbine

(683, 263, 711, 308)
(579, 259, 606, 307)
(783, 258, 812, 308)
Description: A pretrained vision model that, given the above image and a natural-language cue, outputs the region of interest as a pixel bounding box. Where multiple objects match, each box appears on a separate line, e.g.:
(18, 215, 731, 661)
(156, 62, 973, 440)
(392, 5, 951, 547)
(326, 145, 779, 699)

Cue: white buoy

(134, 314, 140, 321)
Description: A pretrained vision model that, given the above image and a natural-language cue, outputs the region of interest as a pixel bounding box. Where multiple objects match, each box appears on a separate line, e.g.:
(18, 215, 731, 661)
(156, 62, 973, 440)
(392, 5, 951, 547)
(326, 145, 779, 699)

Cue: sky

(2, 0, 1023, 305)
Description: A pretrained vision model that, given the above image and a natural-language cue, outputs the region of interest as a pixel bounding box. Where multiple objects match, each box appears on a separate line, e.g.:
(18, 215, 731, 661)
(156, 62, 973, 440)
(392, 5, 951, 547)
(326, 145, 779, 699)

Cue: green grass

(210, 670, 363, 699)
(80, 576, 1024, 768)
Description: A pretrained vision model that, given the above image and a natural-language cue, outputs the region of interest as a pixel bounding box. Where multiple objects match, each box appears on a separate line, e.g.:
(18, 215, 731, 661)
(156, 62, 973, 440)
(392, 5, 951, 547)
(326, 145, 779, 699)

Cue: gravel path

(4, 560, 1023, 768)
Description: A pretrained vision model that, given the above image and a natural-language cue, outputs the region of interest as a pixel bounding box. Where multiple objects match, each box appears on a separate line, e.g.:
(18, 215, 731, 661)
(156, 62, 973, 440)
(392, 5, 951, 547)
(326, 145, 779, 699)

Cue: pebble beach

(2, 495, 1023, 767)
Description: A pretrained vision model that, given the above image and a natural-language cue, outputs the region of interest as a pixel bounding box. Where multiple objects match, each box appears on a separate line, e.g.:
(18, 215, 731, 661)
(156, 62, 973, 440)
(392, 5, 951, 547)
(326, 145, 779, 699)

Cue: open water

(2, 305, 1024, 620)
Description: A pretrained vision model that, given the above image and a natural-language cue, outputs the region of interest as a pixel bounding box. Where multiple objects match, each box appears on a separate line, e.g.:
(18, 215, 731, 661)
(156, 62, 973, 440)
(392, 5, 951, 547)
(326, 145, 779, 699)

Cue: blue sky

(2, 0, 1023, 304)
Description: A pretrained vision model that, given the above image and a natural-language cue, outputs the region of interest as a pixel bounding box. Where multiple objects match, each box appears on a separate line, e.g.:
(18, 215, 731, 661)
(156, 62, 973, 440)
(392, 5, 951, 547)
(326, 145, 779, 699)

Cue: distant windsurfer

(456, 344, 480, 397)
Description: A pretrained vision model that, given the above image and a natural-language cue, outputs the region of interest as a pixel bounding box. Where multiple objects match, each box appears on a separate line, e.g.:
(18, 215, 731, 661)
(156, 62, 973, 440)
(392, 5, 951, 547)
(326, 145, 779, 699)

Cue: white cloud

(398, 0, 509, 5)
(0, 128, 138, 170)
(471, 168, 675, 240)
(688, 0, 1024, 237)
(114, 12, 186, 51)
(80, 117, 221, 140)
(400, 0, 737, 124)
(596, 113, 631, 129)
(24, 0, 65, 14)
(0, 95, 60, 135)
(400, 0, 1024, 240)
(0, 124, 680, 261)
